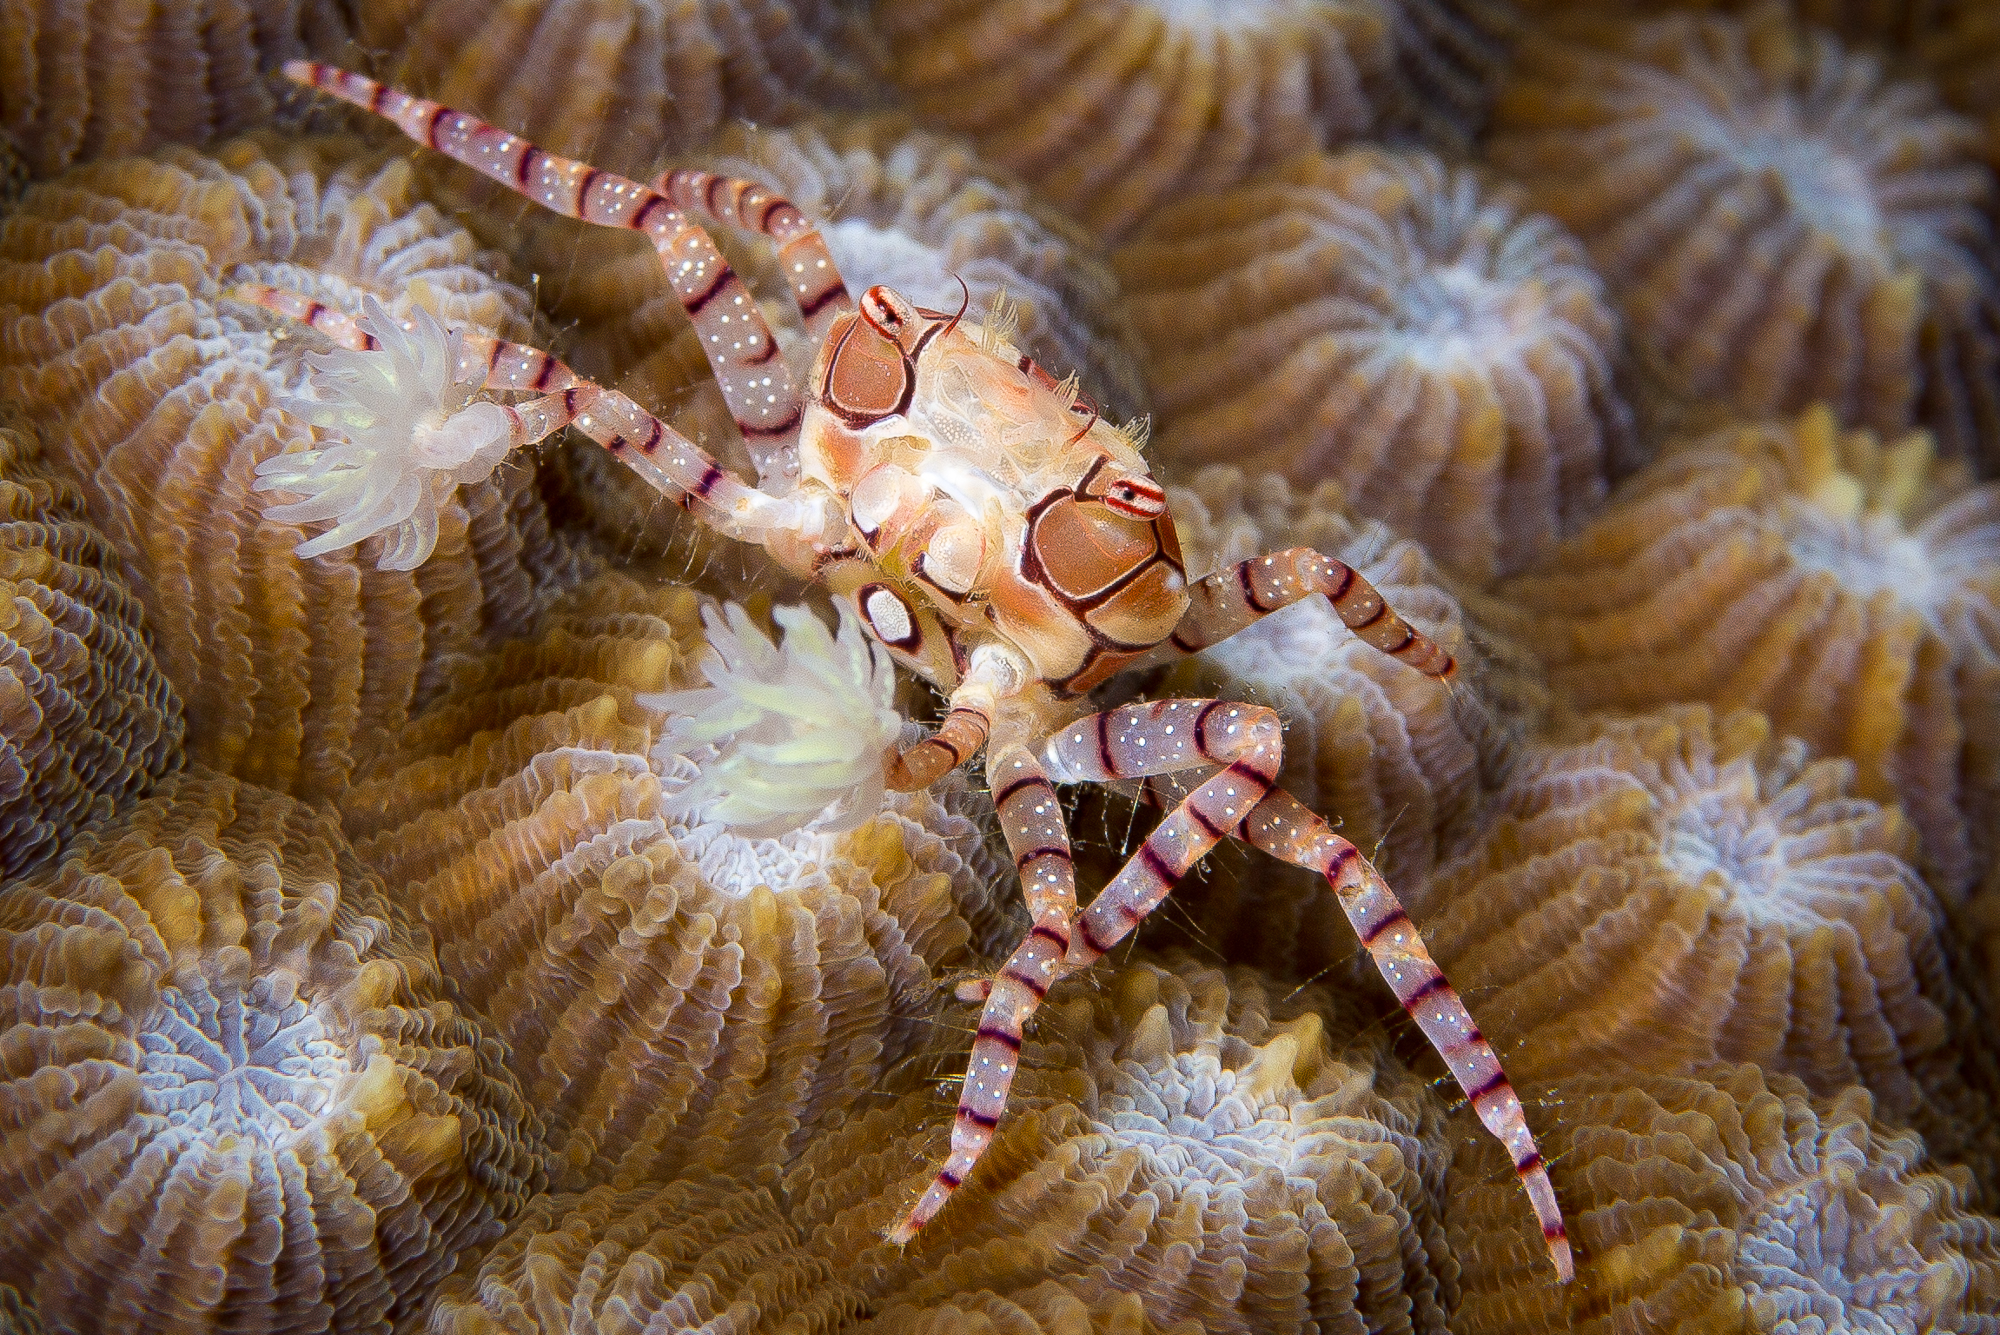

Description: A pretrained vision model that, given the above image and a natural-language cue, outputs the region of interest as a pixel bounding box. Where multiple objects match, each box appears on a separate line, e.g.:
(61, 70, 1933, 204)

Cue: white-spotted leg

(1141, 548, 1457, 679)
(232, 285, 835, 548)
(1238, 789, 1573, 1282)
(651, 168, 856, 345)
(889, 698, 1283, 1243)
(283, 61, 810, 488)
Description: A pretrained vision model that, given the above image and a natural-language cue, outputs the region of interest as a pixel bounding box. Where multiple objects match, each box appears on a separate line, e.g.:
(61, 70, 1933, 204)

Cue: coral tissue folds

(1491, 6, 2000, 471)
(1120, 147, 1634, 580)
(0, 772, 540, 1333)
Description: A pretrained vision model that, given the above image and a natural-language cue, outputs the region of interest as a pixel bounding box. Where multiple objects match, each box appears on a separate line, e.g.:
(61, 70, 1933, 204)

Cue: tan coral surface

(428, 956, 1458, 1335)
(1447, 1064, 2000, 1334)
(1493, 405, 2000, 896)
(1408, 705, 2000, 1188)
(0, 411, 183, 877)
(0, 769, 542, 1333)
(0, 134, 584, 800)
(1490, 5, 2000, 471)
(1119, 147, 1634, 581)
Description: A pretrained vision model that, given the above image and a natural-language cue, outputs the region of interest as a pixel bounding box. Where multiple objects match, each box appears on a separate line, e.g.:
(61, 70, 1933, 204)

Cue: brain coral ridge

(0, 133, 588, 801)
(876, 0, 1514, 238)
(0, 768, 541, 1334)
(0, 409, 184, 879)
(334, 573, 1002, 1196)
(0, 0, 353, 178)
(346, 0, 886, 180)
(1406, 705, 2000, 1195)
(1489, 4, 2000, 473)
(426, 954, 1459, 1335)
(1445, 1063, 2000, 1334)
(1491, 404, 2000, 897)
(1117, 146, 1635, 582)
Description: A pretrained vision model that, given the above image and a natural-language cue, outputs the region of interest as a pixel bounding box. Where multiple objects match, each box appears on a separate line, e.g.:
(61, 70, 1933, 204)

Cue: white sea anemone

(647, 600, 906, 838)
(256, 296, 512, 570)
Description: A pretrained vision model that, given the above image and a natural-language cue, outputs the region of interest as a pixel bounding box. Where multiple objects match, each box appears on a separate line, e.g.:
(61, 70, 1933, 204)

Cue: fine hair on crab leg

(234, 284, 584, 395)
(651, 169, 857, 343)
(889, 698, 1283, 1245)
(1144, 548, 1457, 678)
(282, 61, 809, 487)
(1238, 788, 1574, 1283)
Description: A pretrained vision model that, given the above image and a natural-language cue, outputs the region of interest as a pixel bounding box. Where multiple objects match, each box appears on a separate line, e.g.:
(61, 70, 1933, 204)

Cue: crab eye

(1102, 478, 1168, 519)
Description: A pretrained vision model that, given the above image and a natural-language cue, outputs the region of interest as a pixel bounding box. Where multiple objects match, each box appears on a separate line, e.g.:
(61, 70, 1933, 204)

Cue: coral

(1117, 147, 1634, 580)
(427, 956, 1459, 1334)
(1493, 405, 2000, 894)
(1446, 1064, 2000, 1333)
(0, 134, 586, 799)
(0, 1289, 39, 1335)
(339, 574, 995, 1193)
(1408, 706, 2000, 1188)
(0, 411, 183, 877)
(343, 0, 885, 180)
(1925, 3, 2000, 172)
(0, 0, 352, 178)
(876, 0, 1514, 238)
(1489, 5, 2000, 471)
(0, 769, 542, 1333)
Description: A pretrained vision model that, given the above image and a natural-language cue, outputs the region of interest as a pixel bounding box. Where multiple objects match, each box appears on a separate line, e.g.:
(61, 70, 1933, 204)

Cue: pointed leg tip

(885, 1216, 920, 1246)
(1549, 1234, 1575, 1284)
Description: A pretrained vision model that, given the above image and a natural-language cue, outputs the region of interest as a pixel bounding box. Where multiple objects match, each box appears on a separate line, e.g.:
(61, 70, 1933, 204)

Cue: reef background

(2, 0, 1999, 1332)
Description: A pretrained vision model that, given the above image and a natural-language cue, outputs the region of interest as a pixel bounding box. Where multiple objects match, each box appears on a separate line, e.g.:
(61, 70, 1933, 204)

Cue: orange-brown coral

(338, 574, 1000, 1193)
(1408, 705, 2000, 1187)
(343, 0, 885, 180)
(1492, 405, 2000, 894)
(0, 769, 542, 1333)
(876, 0, 1513, 238)
(0, 0, 351, 177)
(1446, 1064, 2000, 1332)
(1118, 147, 1634, 580)
(1489, 5, 2000, 471)
(0, 411, 183, 877)
(0, 134, 586, 800)
(427, 956, 1458, 1334)
(1925, 3, 2000, 171)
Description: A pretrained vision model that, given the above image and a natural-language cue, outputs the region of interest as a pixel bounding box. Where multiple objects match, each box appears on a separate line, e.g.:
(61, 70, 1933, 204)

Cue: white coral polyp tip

(256, 296, 509, 571)
(647, 601, 905, 839)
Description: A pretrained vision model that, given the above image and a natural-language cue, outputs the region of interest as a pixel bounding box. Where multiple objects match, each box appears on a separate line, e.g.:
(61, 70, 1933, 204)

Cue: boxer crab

(254, 61, 1573, 1280)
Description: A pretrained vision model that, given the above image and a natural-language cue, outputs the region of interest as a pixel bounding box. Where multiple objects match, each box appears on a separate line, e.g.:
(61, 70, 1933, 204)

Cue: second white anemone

(256, 296, 512, 570)
(648, 601, 906, 838)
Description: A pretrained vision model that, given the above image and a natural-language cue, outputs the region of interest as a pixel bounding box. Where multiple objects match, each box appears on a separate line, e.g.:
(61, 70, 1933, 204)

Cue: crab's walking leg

(889, 699, 1282, 1244)
(883, 647, 1020, 792)
(1238, 789, 1573, 1282)
(1144, 548, 1456, 679)
(282, 61, 807, 487)
(651, 169, 856, 344)
(887, 746, 1079, 1244)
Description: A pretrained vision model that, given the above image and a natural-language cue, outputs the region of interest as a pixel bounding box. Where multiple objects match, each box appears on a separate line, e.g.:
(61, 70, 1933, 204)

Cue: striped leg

(886, 746, 1078, 1245)
(234, 284, 583, 395)
(1238, 789, 1574, 1283)
(283, 61, 807, 488)
(1146, 548, 1456, 679)
(887, 699, 1283, 1244)
(652, 169, 856, 344)
(234, 283, 833, 549)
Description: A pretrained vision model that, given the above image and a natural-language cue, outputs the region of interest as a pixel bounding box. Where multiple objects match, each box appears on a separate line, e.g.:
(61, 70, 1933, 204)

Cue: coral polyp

(0, 770, 541, 1333)
(1490, 5, 2000, 470)
(1494, 405, 2000, 894)
(1119, 147, 1634, 580)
